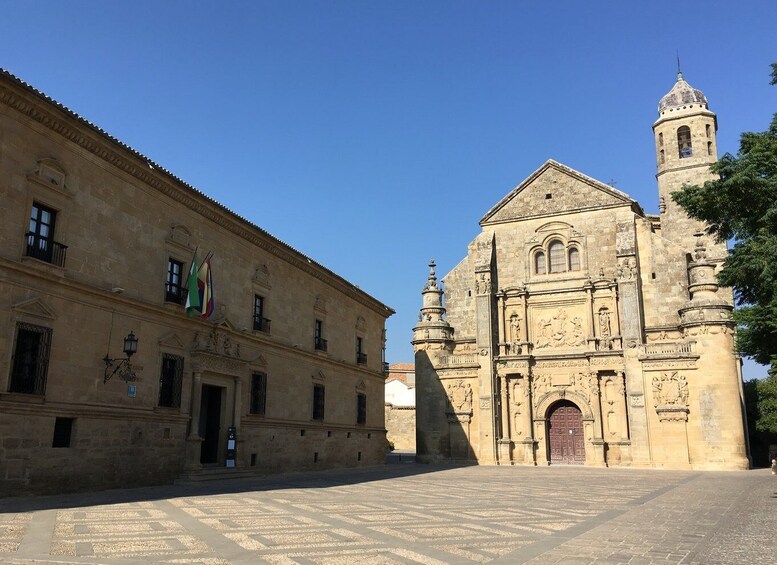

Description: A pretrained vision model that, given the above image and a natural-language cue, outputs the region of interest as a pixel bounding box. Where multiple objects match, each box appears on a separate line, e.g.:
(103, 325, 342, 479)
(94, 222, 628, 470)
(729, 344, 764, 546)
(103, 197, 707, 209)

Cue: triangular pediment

(158, 332, 185, 350)
(249, 352, 268, 367)
(216, 318, 235, 331)
(480, 160, 639, 225)
(12, 297, 57, 321)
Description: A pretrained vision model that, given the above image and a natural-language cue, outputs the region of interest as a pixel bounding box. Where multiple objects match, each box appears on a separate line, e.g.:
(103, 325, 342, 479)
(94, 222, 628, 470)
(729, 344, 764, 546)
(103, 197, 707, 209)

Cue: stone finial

(693, 232, 708, 262)
(424, 259, 438, 290)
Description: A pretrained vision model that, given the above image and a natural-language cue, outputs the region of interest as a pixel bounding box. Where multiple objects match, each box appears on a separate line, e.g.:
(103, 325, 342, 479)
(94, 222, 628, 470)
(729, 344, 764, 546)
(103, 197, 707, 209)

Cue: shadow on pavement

(0, 457, 474, 514)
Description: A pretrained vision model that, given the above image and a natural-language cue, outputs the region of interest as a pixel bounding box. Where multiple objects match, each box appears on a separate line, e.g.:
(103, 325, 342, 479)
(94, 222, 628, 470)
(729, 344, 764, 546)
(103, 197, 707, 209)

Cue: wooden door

(548, 401, 585, 464)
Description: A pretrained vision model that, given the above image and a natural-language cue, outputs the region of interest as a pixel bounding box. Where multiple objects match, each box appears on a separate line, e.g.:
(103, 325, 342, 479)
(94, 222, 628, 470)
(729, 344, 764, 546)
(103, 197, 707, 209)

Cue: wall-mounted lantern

(103, 331, 138, 383)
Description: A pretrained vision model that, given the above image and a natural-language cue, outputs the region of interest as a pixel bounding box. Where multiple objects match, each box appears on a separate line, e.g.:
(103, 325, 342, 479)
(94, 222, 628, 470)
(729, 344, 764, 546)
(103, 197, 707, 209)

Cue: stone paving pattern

(1, 464, 775, 564)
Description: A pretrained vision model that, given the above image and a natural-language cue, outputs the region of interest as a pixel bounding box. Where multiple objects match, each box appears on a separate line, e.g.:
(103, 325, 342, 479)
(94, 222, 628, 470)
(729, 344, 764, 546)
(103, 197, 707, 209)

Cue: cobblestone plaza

(1, 463, 775, 564)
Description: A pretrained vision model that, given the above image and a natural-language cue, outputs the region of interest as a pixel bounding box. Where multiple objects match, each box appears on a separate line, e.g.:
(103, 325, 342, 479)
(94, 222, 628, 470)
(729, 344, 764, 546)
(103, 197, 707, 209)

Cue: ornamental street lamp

(103, 331, 138, 383)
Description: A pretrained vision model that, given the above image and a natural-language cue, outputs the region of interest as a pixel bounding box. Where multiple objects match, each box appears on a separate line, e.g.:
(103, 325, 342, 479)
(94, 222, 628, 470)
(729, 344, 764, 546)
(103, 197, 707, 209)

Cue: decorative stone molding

(652, 372, 690, 422)
(193, 329, 241, 359)
(446, 379, 473, 413)
(253, 264, 271, 289)
(11, 297, 57, 321)
(534, 308, 585, 348)
(475, 272, 492, 295)
(616, 257, 637, 281)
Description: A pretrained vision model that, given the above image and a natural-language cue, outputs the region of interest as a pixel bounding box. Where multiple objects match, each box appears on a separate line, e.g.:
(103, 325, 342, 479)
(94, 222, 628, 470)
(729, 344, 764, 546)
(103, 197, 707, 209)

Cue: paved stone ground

(0, 463, 775, 564)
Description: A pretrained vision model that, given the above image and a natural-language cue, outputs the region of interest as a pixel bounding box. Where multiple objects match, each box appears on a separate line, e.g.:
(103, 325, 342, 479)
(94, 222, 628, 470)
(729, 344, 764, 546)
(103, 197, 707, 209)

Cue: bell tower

(653, 71, 721, 254)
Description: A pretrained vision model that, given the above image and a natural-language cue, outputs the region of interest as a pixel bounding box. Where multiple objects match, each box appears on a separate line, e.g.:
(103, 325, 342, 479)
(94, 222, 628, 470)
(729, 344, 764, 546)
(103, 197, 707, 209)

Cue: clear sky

(2, 2, 774, 378)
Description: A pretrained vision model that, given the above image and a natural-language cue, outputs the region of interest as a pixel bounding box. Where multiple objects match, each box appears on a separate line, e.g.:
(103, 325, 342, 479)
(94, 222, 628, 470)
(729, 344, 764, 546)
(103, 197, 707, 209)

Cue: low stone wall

(385, 404, 416, 450)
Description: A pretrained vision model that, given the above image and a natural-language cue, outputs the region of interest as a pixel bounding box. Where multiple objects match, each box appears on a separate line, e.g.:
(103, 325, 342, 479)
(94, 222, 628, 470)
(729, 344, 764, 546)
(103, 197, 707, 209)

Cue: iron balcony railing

(253, 317, 272, 333)
(164, 284, 188, 305)
(315, 337, 328, 352)
(24, 233, 67, 268)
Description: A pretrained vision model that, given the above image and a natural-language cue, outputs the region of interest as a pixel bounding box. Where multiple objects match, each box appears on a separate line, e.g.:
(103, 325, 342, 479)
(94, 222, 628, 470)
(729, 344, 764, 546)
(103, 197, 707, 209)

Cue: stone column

(233, 376, 244, 468)
(587, 372, 607, 467)
(185, 371, 204, 471)
(497, 374, 512, 463)
(475, 265, 497, 463)
(497, 292, 506, 356)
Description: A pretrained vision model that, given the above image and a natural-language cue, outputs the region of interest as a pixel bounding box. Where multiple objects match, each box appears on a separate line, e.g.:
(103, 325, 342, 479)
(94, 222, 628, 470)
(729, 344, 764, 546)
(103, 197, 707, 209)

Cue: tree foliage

(745, 377, 777, 435)
(672, 64, 777, 372)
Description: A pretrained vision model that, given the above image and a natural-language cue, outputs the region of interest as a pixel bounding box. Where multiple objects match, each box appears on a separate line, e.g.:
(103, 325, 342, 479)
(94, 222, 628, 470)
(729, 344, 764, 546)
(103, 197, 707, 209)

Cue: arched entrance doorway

(547, 400, 585, 464)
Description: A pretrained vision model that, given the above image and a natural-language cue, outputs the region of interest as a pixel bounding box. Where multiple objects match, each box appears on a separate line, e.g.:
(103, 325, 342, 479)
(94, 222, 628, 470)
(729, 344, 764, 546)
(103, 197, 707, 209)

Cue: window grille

(250, 372, 267, 415)
(158, 354, 183, 408)
(357, 393, 367, 425)
(549, 241, 565, 273)
(313, 384, 325, 420)
(9, 323, 52, 395)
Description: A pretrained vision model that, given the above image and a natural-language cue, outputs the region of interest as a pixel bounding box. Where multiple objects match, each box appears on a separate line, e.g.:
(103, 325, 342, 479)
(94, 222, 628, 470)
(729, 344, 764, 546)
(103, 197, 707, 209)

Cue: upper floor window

(658, 132, 664, 146)
(533, 240, 582, 276)
(312, 383, 325, 420)
(535, 251, 547, 275)
(548, 241, 565, 273)
(165, 258, 186, 304)
(158, 354, 183, 408)
(9, 323, 52, 395)
(356, 337, 367, 364)
(705, 124, 711, 138)
(356, 393, 367, 425)
(315, 319, 327, 351)
(678, 126, 692, 158)
(250, 372, 267, 415)
(26, 202, 67, 267)
(568, 248, 581, 271)
(253, 295, 271, 333)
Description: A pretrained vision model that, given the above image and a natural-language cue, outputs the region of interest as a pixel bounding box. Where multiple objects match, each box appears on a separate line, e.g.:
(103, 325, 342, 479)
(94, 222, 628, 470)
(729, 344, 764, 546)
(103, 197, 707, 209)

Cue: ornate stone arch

(534, 390, 595, 422)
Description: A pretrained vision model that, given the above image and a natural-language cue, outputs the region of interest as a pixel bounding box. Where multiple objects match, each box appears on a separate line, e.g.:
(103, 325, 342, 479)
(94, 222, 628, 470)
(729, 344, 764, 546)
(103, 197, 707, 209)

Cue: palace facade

(0, 69, 393, 495)
(413, 73, 749, 470)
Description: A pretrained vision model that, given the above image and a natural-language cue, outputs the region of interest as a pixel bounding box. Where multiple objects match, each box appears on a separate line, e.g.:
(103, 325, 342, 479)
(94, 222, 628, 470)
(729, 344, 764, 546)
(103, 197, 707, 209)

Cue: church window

(535, 251, 546, 275)
(658, 132, 663, 146)
(707, 141, 713, 156)
(568, 248, 580, 271)
(677, 126, 692, 158)
(660, 149, 665, 164)
(706, 124, 711, 138)
(549, 241, 565, 273)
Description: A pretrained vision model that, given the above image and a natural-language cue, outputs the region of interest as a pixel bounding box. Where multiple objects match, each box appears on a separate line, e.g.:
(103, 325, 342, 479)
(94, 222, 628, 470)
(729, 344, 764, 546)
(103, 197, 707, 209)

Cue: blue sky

(2, 2, 774, 377)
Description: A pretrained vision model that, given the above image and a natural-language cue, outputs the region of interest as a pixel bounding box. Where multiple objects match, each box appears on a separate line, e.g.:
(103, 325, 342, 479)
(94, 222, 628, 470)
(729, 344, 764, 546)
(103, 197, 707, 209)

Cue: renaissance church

(413, 73, 750, 470)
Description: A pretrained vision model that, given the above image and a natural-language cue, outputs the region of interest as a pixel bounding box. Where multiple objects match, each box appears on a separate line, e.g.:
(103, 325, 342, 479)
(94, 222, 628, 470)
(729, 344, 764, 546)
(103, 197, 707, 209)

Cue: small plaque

(127, 384, 137, 398)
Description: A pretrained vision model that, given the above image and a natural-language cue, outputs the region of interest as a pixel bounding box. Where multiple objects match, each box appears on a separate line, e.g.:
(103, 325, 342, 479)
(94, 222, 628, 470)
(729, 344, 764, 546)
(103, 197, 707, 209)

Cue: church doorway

(199, 384, 224, 465)
(547, 400, 585, 464)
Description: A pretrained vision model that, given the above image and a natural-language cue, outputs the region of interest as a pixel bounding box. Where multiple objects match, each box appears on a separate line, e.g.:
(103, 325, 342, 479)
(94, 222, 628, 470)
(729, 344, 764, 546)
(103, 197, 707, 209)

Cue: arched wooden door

(547, 400, 585, 464)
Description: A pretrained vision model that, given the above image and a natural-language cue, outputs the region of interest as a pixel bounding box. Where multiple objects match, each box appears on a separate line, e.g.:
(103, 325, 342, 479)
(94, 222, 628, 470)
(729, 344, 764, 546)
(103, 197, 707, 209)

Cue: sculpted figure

(599, 309, 611, 337)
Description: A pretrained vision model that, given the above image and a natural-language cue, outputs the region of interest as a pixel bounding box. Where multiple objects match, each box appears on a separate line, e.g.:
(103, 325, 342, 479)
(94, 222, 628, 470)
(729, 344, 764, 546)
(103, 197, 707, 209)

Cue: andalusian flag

(197, 253, 215, 320)
(184, 249, 201, 317)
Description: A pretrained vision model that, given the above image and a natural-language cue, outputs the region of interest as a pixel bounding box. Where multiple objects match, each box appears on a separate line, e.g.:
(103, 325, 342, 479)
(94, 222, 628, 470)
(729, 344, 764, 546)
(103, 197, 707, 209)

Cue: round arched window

(535, 251, 547, 275)
(568, 247, 580, 271)
(549, 241, 565, 273)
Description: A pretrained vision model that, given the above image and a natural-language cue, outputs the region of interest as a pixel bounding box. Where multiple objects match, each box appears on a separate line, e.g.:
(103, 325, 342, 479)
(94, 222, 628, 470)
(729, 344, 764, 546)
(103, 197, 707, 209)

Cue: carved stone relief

(193, 329, 241, 359)
(446, 380, 473, 413)
(535, 308, 585, 348)
(616, 257, 637, 281)
(475, 273, 492, 295)
(652, 372, 690, 422)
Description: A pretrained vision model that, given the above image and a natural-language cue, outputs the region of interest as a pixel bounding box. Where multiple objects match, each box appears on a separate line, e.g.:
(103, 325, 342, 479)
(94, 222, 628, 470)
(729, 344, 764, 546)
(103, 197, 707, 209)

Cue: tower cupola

(412, 259, 453, 350)
(658, 72, 708, 114)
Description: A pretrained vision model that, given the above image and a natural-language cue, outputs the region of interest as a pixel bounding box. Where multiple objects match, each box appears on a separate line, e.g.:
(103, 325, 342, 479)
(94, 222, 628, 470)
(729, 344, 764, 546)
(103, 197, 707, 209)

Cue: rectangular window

(52, 417, 74, 448)
(253, 295, 270, 333)
(312, 383, 325, 420)
(357, 393, 367, 425)
(9, 323, 52, 395)
(314, 319, 327, 351)
(165, 259, 186, 304)
(26, 202, 67, 267)
(250, 372, 267, 415)
(158, 354, 183, 408)
(356, 337, 367, 364)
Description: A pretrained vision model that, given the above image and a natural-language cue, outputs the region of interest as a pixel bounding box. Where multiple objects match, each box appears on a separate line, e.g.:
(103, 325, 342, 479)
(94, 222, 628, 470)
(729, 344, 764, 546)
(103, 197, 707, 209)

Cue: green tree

(672, 63, 777, 374)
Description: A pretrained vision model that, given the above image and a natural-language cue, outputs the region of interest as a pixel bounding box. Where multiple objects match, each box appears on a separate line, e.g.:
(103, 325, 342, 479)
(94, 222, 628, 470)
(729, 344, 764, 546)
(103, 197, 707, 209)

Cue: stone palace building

(0, 69, 393, 495)
(413, 73, 750, 470)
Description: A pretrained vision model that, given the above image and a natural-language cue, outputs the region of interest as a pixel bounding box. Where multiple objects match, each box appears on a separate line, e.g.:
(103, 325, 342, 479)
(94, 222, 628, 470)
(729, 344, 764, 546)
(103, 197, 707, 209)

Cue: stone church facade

(413, 73, 749, 470)
(0, 69, 393, 495)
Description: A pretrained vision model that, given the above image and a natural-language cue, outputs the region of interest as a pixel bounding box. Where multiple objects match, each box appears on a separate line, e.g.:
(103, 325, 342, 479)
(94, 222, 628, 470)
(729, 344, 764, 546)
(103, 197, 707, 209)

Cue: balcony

(315, 337, 328, 352)
(253, 317, 271, 333)
(24, 233, 67, 268)
(357, 353, 367, 365)
(164, 284, 188, 305)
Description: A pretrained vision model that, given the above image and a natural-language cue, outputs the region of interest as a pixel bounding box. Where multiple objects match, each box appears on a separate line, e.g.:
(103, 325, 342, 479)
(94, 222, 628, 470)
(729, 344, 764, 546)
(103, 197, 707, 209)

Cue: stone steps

(175, 467, 257, 484)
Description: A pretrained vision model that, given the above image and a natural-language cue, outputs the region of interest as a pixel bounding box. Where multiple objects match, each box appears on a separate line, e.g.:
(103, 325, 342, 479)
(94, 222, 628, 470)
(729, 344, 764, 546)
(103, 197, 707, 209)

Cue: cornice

(0, 73, 393, 318)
